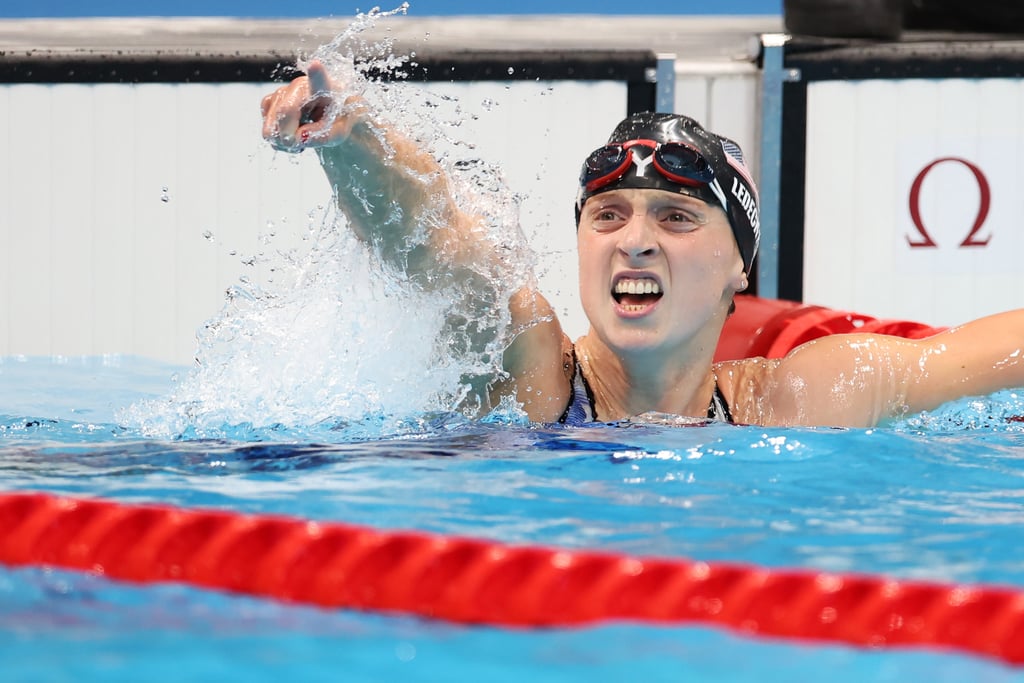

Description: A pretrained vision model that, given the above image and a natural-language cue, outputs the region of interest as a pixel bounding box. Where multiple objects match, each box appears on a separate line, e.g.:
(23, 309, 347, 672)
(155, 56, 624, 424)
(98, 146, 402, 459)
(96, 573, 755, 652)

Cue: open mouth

(612, 277, 663, 310)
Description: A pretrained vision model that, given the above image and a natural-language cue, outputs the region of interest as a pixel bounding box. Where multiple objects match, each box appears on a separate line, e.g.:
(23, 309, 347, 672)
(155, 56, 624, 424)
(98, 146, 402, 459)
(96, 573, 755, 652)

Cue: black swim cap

(575, 112, 760, 272)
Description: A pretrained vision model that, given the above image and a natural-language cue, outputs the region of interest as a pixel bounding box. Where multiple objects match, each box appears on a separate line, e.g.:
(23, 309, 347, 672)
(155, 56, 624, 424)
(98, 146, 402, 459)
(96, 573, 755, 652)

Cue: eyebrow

(585, 191, 712, 217)
(660, 193, 708, 209)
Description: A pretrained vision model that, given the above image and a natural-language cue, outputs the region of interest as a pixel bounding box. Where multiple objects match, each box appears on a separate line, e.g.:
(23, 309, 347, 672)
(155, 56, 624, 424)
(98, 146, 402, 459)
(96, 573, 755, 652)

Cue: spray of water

(121, 5, 537, 439)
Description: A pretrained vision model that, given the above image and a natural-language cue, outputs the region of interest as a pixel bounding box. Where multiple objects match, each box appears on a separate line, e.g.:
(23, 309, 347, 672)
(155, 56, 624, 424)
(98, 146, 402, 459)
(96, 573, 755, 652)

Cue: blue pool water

(4, 355, 1024, 681)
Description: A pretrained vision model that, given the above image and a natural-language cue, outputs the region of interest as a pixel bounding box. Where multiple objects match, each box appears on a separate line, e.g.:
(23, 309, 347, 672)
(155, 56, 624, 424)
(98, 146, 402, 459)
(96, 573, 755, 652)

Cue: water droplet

(160, 186, 170, 203)
(202, 230, 215, 242)
(507, 66, 514, 75)
(395, 642, 416, 662)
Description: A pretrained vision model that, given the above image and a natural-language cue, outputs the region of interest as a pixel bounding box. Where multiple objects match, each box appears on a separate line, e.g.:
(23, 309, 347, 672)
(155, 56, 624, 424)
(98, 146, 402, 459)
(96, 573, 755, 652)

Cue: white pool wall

(0, 16, 768, 364)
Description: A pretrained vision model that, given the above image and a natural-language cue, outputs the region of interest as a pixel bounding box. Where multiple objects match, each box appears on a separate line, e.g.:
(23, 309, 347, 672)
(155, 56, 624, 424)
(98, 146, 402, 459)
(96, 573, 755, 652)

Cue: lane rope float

(2, 491, 1023, 664)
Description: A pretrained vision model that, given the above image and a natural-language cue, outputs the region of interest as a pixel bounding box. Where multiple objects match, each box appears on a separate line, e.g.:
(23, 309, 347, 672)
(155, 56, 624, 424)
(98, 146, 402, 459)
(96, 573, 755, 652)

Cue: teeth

(614, 278, 661, 295)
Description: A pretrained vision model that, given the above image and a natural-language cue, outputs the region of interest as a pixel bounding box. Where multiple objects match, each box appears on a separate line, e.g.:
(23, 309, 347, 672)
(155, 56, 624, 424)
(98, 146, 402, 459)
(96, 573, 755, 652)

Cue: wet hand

(260, 60, 363, 152)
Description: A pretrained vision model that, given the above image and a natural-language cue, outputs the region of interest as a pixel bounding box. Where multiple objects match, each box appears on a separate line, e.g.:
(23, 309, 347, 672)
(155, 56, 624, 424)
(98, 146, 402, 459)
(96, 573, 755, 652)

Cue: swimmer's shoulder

(713, 356, 789, 426)
(715, 346, 865, 426)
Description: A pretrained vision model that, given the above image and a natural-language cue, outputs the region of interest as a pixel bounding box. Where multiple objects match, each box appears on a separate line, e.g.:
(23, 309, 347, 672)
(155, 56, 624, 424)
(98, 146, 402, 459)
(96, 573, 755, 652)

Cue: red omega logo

(907, 157, 991, 248)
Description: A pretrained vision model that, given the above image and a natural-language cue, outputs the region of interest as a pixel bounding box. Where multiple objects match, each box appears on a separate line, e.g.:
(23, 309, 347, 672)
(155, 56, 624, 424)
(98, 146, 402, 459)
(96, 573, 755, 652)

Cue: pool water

(3, 355, 1024, 681)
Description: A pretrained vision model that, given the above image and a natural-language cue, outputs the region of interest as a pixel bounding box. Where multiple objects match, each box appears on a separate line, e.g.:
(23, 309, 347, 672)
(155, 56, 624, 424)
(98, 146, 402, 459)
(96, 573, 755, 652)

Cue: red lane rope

(3, 491, 1024, 664)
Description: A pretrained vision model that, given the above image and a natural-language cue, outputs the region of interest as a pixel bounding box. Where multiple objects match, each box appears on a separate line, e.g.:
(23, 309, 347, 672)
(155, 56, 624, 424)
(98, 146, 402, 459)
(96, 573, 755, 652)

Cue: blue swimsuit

(559, 354, 734, 425)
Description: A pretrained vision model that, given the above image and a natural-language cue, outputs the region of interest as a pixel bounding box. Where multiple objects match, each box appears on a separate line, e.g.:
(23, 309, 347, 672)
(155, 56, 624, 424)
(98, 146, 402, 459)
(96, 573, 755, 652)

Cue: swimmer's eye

(587, 206, 629, 229)
(658, 208, 705, 231)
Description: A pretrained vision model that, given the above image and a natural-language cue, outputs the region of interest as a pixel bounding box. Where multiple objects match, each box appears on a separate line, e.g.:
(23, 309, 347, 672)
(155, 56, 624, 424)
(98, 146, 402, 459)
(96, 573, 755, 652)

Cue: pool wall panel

(1, 81, 331, 363)
(0, 79, 659, 364)
(0, 16, 764, 365)
(801, 77, 1024, 328)
(776, 36, 1024, 328)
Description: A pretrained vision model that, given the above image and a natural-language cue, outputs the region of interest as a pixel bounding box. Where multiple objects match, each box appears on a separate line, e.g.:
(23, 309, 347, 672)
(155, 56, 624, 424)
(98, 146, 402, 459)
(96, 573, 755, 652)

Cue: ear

(732, 268, 749, 293)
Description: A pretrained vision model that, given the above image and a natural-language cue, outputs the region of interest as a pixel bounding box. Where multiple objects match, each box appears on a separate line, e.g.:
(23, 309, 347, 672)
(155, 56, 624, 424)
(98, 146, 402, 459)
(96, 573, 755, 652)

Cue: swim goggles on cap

(581, 139, 715, 193)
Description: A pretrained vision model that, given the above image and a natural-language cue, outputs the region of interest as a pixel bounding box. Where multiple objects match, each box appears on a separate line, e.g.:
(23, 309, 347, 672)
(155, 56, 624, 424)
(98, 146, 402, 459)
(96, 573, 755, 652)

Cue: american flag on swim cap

(721, 139, 758, 202)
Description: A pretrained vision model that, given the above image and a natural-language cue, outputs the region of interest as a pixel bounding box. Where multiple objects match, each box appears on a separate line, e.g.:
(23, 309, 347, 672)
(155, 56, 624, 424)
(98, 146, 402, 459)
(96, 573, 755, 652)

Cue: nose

(618, 214, 660, 261)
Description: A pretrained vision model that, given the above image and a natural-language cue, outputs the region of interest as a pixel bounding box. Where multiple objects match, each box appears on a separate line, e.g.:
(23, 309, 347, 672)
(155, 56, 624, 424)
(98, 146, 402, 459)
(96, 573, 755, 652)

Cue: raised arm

(261, 60, 570, 419)
(760, 309, 1024, 427)
(261, 60, 484, 283)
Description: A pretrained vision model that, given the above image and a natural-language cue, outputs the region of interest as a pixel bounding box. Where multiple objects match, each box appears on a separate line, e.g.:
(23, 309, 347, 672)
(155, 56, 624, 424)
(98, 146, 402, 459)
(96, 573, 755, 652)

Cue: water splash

(891, 390, 1024, 434)
(121, 6, 536, 440)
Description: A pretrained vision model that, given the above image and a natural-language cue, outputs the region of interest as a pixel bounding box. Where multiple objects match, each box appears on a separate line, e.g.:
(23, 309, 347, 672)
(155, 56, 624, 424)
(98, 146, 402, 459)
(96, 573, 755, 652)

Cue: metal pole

(757, 33, 798, 299)
(655, 53, 676, 113)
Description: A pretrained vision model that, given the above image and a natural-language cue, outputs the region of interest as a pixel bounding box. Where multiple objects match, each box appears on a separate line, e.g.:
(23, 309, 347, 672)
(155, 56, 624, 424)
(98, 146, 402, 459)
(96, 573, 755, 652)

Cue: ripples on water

(4, 357, 1024, 589)
(4, 362, 1024, 681)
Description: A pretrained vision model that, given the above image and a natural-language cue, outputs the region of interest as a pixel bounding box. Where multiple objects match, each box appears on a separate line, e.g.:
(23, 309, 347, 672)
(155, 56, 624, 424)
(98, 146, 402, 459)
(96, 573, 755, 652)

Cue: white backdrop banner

(803, 78, 1024, 326)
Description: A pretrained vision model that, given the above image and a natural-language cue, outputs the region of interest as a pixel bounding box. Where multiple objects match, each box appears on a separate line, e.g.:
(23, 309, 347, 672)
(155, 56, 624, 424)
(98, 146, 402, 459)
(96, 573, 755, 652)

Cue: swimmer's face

(576, 188, 745, 357)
